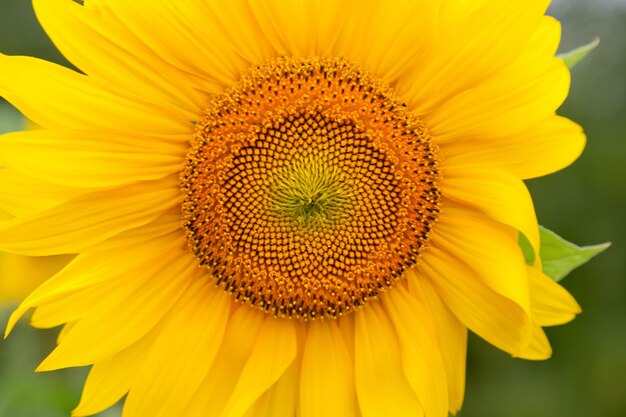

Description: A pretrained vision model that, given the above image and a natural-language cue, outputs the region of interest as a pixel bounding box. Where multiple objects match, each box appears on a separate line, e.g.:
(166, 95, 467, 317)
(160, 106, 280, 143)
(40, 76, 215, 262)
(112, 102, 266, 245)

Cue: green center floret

(271, 155, 350, 228)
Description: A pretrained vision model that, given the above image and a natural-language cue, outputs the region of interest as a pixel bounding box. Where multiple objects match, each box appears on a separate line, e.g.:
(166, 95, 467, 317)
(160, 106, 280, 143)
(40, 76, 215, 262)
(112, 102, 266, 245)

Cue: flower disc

(181, 57, 441, 319)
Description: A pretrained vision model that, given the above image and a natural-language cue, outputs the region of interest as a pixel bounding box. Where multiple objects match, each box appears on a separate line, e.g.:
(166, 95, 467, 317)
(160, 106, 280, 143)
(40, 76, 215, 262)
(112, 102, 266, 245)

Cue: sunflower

(1, 0, 584, 416)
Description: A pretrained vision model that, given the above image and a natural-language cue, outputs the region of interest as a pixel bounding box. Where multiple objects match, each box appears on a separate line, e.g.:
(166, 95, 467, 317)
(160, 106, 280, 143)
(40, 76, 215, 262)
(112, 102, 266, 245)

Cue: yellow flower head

(0, 1, 583, 417)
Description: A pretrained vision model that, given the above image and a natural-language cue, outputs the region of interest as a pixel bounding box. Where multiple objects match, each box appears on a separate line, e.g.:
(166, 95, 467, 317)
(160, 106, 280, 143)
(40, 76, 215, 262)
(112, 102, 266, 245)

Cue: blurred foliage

(0, 102, 23, 133)
(0, 0, 624, 417)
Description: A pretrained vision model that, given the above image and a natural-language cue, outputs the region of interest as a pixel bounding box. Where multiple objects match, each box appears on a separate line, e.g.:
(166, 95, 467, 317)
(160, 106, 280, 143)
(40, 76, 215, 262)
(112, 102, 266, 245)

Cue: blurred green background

(0, 0, 624, 416)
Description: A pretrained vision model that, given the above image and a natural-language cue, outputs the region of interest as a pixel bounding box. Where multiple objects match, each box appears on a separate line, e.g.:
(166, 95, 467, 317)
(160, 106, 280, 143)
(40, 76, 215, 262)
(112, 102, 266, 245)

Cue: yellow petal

(104, 0, 249, 90)
(441, 116, 585, 180)
(201, 0, 275, 67)
(180, 306, 265, 417)
(527, 266, 581, 326)
(33, 0, 207, 117)
(0, 129, 183, 188)
(437, 0, 487, 27)
(399, 0, 549, 114)
(73, 331, 157, 417)
(36, 249, 194, 370)
(427, 58, 569, 143)
(0, 252, 72, 303)
(86, 211, 181, 252)
(219, 318, 297, 417)
(434, 206, 532, 317)
(300, 320, 356, 417)
(338, 313, 355, 358)
(525, 16, 562, 60)
(5, 231, 182, 335)
(350, 0, 437, 82)
(122, 280, 231, 417)
(247, 0, 318, 56)
(0, 169, 83, 217)
(515, 325, 552, 360)
(251, 0, 438, 83)
(407, 271, 467, 414)
(0, 178, 180, 255)
(0, 54, 191, 134)
(355, 303, 423, 417)
(30, 283, 121, 331)
(441, 166, 540, 262)
(382, 285, 449, 417)
(56, 322, 76, 345)
(244, 362, 299, 417)
(420, 246, 531, 356)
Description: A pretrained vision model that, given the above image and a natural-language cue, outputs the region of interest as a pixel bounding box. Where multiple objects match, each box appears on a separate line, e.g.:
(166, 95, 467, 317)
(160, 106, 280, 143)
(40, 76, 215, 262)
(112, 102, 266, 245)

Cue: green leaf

(558, 37, 600, 69)
(539, 227, 610, 281)
(519, 226, 610, 282)
(0, 102, 25, 134)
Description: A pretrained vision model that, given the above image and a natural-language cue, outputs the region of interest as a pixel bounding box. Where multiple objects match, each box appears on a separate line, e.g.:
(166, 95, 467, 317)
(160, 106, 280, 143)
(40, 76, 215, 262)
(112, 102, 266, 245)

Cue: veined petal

(219, 318, 298, 417)
(0, 129, 184, 188)
(420, 246, 531, 355)
(181, 306, 266, 417)
(86, 211, 181, 252)
(344, 0, 438, 82)
(36, 248, 195, 370)
(5, 231, 182, 335)
(399, 0, 549, 114)
(406, 272, 467, 414)
(300, 320, 356, 417)
(0, 178, 180, 256)
(244, 362, 298, 417)
(73, 331, 157, 417)
(0, 252, 72, 303)
(0, 169, 84, 217)
(122, 280, 231, 417)
(0, 54, 192, 134)
(33, 0, 207, 117)
(437, 0, 487, 26)
(525, 16, 562, 60)
(30, 280, 127, 331)
(247, 0, 320, 57)
(338, 313, 356, 358)
(355, 303, 423, 417)
(441, 165, 540, 261)
(441, 116, 586, 179)
(528, 266, 581, 326)
(199, 0, 275, 66)
(427, 58, 569, 143)
(56, 321, 76, 345)
(381, 285, 449, 417)
(250, 0, 438, 83)
(434, 206, 532, 317)
(515, 325, 552, 360)
(104, 0, 250, 91)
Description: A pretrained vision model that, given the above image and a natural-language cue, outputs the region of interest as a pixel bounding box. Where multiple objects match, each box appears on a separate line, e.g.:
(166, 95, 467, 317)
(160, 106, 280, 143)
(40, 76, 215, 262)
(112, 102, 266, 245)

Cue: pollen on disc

(180, 57, 441, 320)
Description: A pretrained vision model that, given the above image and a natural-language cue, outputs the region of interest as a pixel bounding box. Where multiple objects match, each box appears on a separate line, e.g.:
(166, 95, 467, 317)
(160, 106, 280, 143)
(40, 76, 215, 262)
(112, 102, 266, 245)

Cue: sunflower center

(272, 155, 348, 227)
(181, 57, 440, 320)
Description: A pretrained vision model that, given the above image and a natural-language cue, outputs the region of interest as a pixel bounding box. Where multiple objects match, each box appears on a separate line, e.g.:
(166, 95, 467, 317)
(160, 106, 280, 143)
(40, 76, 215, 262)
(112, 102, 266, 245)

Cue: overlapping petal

(0, 55, 192, 134)
(0, 178, 180, 256)
(0, 129, 184, 188)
